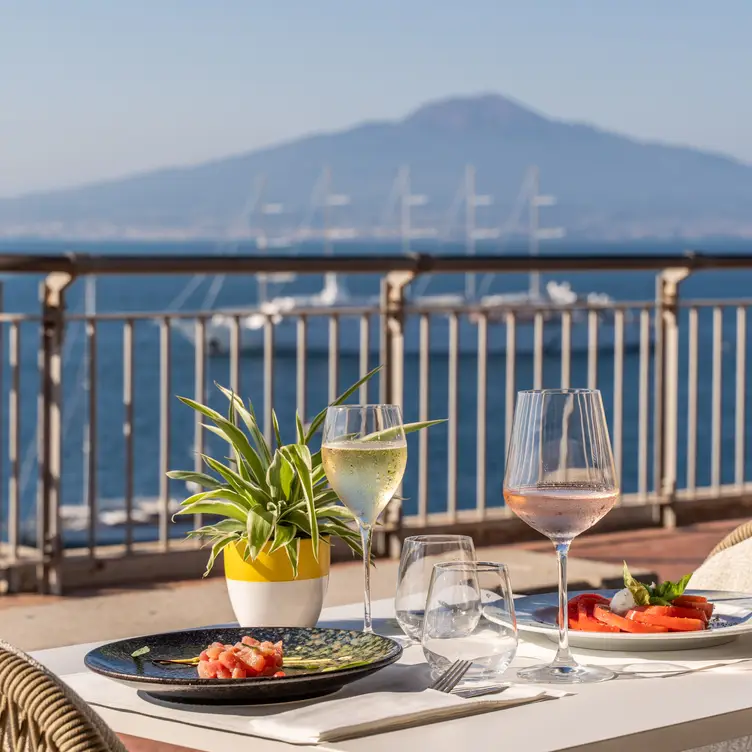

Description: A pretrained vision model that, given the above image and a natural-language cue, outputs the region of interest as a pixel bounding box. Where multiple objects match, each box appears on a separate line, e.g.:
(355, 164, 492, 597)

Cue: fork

(430, 660, 473, 693)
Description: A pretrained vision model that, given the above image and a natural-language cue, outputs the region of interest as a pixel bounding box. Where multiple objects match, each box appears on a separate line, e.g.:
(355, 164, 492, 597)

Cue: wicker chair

(688, 520, 752, 593)
(706, 520, 752, 561)
(0, 639, 126, 752)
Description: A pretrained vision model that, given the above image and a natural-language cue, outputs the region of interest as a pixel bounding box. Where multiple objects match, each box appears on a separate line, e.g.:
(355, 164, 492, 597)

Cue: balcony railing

(0, 250, 751, 593)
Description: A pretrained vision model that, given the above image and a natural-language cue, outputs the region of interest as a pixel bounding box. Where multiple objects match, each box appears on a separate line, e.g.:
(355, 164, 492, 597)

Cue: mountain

(2, 93, 752, 240)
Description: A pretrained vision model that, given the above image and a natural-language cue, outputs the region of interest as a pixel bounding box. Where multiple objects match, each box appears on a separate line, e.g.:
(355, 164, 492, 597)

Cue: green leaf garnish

(623, 561, 692, 606)
(623, 561, 651, 606)
(131, 646, 150, 658)
(649, 573, 691, 605)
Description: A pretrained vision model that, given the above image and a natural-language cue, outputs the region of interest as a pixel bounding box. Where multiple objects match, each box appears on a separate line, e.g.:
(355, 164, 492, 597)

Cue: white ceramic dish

(514, 589, 752, 651)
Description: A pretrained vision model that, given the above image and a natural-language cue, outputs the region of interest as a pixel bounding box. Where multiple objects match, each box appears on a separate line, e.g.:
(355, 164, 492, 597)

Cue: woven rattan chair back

(0, 640, 126, 752)
(706, 520, 752, 561)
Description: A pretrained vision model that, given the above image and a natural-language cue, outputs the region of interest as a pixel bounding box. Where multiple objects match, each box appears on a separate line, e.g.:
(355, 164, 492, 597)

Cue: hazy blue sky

(1, 0, 750, 196)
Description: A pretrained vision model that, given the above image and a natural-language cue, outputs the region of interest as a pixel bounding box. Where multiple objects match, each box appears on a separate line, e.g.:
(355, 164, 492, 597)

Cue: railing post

(654, 267, 690, 529)
(38, 272, 73, 594)
(380, 270, 414, 558)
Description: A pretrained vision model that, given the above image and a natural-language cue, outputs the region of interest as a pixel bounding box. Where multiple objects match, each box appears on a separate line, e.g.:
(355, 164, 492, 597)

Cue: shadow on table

(137, 662, 433, 718)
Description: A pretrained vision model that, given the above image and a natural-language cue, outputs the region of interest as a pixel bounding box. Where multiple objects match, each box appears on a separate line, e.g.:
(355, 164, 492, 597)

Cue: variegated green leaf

(315, 503, 355, 520)
(174, 499, 249, 524)
(304, 365, 382, 442)
(202, 455, 272, 505)
(247, 509, 274, 560)
(267, 524, 296, 555)
(179, 396, 269, 485)
(225, 393, 252, 481)
(281, 509, 312, 535)
(214, 384, 272, 465)
(313, 489, 342, 506)
(204, 535, 240, 576)
(201, 423, 267, 488)
(284, 537, 301, 578)
(277, 451, 295, 499)
(272, 410, 283, 448)
(363, 419, 446, 442)
(188, 519, 245, 537)
(295, 412, 306, 445)
(281, 445, 318, 560)
(166, 470, 223, 490)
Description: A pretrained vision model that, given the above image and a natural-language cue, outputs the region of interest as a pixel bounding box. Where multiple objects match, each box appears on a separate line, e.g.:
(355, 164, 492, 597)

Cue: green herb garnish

(623, 561, 691, 606)
(131, 646, 150, 658)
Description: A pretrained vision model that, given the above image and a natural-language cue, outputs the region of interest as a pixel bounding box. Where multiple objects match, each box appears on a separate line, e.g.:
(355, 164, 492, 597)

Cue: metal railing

(1, 250, 752, 593)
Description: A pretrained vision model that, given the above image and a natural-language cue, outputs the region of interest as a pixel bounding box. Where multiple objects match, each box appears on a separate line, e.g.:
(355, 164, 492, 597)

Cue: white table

(34, 599, 752, 752)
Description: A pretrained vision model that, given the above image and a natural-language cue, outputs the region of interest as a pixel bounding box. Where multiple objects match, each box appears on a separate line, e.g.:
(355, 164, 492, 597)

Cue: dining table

(33, 597, 752, 752)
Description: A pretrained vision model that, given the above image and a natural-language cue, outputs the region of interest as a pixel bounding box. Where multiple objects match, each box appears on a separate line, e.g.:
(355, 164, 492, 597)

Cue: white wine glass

(321, 404, 407, 633)
(504, 389, 619, 684)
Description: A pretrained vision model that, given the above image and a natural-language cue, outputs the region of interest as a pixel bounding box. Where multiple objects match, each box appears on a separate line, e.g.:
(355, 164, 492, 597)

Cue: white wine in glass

(321, 405, 407, 633)
(504, 389, 619, 684)
(321, 441, 406, 525)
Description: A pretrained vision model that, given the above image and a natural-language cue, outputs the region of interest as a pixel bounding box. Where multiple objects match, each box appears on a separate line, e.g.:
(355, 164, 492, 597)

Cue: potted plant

(169, 366, 442, 627)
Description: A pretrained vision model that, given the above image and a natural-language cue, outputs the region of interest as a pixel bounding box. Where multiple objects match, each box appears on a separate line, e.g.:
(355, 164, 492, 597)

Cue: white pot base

(226, 576, 328, 627)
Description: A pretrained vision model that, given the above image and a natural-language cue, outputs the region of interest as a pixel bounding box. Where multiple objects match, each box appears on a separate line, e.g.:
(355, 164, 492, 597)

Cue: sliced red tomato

(627, 609, 706, 632)
(569, 593, 611, 609)
(567, 602, 618, 632)
(571, 617, 621, 633)
(564, 593, 611, 625)
(673, 596, 714, 618)
(673, 594, 707, 603)
(630, 604, 709, 623)
(593, 605, 669, 633)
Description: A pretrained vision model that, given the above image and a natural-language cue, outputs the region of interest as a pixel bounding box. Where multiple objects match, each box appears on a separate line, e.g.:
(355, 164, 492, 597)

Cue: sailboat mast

(465, 164, 476, 300)
(323, 165, 332, 257)
(528, 166, 540, 299)
(322, 166, 338, 294)
(400, 166, 410, 255)
(254, 174, 269, 305)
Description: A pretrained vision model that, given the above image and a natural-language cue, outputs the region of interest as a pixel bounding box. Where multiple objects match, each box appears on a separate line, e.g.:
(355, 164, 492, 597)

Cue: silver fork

(430, 660, 473, 693)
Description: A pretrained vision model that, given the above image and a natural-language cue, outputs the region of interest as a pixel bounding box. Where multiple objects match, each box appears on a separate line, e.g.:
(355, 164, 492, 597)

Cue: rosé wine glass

(504, 389, 619, 684)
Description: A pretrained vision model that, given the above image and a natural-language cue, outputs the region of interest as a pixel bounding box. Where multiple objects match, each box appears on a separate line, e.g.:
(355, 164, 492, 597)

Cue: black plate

(84, 627, 402, 704)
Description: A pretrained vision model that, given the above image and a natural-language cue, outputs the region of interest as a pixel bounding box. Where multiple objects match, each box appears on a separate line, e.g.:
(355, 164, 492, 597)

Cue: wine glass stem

(553, 540, 576, 668)
(359, 524, 374, 633)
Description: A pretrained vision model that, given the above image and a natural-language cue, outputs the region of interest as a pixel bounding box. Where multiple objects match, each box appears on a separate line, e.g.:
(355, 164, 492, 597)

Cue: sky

(1, 0, 751, 197)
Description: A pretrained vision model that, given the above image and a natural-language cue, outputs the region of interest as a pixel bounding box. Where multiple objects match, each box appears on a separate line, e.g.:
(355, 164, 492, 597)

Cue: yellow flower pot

(224, 538, 330, 627)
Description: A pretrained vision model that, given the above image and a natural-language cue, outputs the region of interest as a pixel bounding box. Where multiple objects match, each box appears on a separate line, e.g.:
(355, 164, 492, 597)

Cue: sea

(1, 237, 751, 548)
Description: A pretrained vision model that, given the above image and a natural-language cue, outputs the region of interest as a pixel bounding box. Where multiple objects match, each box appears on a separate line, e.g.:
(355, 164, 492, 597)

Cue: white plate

(515, 589, 752, 651)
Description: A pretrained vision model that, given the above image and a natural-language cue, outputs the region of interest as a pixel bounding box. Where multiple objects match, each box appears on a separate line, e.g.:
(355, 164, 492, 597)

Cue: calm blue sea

(0, 237, 751, 546)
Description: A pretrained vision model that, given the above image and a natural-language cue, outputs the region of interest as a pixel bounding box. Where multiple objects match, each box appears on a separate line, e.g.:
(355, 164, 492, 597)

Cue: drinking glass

(395, 535, 476, 641)
(504, 388, 619, 684)
(321, 404, 407, 633)
(422, 561, 518, 684)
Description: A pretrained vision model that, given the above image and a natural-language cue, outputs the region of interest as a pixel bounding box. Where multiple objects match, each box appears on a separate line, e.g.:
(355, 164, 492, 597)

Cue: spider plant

(169, 366, 443, 577)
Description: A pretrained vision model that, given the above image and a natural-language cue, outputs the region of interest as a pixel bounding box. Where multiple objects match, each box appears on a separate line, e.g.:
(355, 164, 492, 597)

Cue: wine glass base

(516, 662, 615, 685)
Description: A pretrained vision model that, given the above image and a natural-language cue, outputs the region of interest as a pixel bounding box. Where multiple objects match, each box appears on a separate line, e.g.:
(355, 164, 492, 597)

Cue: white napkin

(63, 662, 564, 745)
(245, 685, 559, 744)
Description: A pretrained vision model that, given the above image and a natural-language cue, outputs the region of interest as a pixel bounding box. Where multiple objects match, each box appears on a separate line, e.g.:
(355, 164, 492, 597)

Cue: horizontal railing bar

(60, 300, 662, 324)
(678, 299, 752, 309)
(62, 308, 378, 322)
(2, 250, 752, 277)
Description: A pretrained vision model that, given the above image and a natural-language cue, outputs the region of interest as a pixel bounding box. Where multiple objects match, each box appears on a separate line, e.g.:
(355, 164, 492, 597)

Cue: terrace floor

(520, 516, 745, 583)
(0, 517, 745, 652)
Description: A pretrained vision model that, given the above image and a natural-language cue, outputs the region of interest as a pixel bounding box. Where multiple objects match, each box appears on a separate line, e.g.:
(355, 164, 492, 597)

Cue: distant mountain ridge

(2, 93, 752, 240)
